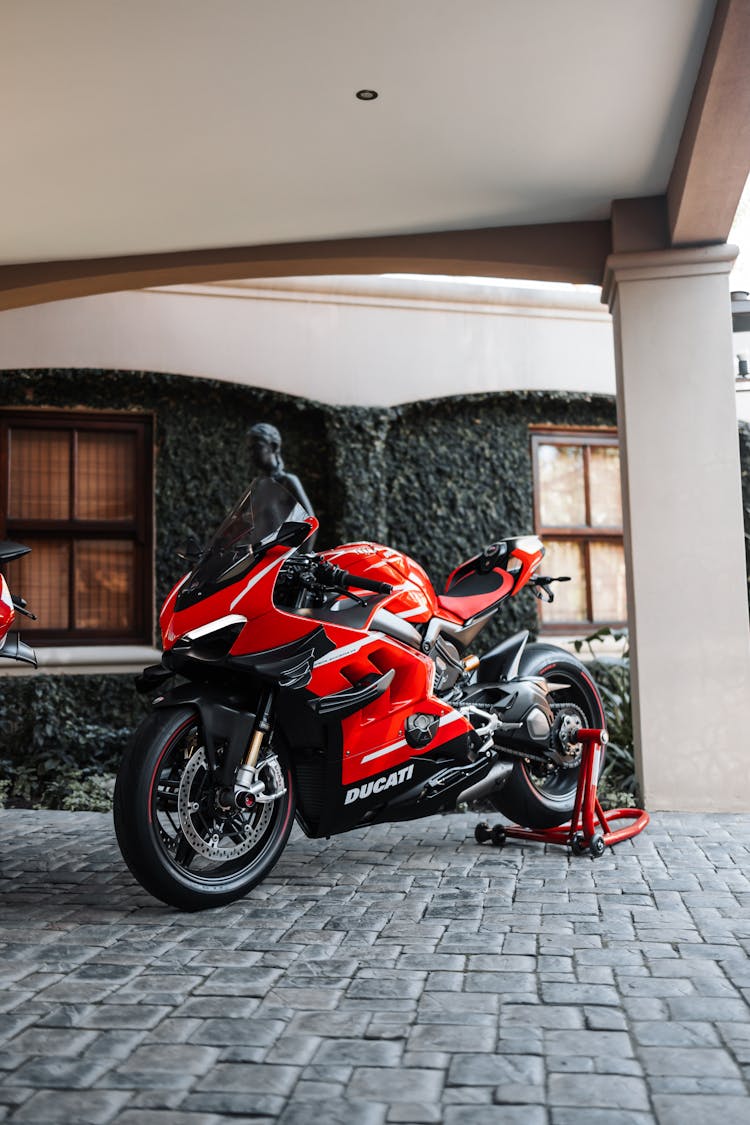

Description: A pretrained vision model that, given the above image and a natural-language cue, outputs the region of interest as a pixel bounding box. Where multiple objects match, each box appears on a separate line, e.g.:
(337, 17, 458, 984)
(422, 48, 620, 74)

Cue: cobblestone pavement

(0, 810, 749, 1124)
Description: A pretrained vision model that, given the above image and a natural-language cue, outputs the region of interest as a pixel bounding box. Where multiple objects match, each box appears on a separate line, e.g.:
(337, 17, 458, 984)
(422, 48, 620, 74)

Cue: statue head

(248, 421, 284, 475)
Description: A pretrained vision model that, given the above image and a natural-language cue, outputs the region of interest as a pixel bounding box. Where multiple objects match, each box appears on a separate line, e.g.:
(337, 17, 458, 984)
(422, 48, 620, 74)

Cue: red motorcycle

(0, 542, 37, 667)
(115, 478, 605, 910)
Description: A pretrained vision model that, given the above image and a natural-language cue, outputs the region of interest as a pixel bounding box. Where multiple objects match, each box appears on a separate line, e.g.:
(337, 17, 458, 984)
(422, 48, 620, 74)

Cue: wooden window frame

(0, 409, 154, 646)
(530, 425, 625, 634)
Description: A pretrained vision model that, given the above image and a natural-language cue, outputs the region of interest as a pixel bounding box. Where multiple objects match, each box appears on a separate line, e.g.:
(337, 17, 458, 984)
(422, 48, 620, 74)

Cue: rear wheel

(490, 644, 606, 829)
(114, 706, 296, 911)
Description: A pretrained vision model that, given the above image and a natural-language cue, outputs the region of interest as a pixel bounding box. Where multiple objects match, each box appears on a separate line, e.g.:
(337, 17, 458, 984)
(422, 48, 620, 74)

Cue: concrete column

(603, 245, 750, 811)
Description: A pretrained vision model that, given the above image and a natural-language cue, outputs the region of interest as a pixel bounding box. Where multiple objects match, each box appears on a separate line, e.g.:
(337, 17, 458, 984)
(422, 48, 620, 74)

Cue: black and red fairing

(0, 541, 36, 666)
(159, 480, 473, 790)
(157, 480, 543, 833)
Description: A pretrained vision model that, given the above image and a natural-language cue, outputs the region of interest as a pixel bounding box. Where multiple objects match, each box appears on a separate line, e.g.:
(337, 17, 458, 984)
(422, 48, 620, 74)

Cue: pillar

(603, 244, 750, 811)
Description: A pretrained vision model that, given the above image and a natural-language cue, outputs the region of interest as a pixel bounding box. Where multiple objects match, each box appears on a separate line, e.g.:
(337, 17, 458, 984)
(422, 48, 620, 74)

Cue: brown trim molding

(0, 220, 612, 311)
(610, 197, 670, 255)
(667, 0, 750, 246)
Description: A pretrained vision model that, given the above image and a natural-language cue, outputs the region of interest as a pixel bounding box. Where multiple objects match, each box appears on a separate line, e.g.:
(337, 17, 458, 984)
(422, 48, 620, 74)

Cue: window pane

(537, 444, 586, 527)
(539, 539, 588, 624)
(2, 540, 70, 630)
(8, 430, 70, 519)
(75, 540, 135, 631)
(589, 446, 622, 528)
(76, 432, 136, 520)
(590, 541, 627, 622)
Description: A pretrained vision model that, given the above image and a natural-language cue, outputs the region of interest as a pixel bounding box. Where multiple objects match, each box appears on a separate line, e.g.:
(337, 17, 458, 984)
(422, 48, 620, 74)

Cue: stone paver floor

(0, 809, 749, 1124)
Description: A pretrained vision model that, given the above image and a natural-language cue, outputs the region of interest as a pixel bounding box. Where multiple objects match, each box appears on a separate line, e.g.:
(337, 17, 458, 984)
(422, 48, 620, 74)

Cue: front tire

(490, 644, 606, 830)
(114, 706, 296, 911)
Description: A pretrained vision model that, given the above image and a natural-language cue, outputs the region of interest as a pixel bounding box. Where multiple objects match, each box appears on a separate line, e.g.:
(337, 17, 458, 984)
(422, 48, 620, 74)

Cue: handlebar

(324, 564, 393, 596)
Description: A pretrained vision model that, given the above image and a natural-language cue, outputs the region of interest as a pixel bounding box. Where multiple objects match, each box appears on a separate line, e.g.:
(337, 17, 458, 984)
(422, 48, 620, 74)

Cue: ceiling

(3, 0, 716, 266)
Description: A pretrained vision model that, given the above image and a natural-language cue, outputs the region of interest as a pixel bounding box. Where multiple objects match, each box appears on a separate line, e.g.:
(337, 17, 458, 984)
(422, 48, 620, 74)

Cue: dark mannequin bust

(248, 422, 316, 537)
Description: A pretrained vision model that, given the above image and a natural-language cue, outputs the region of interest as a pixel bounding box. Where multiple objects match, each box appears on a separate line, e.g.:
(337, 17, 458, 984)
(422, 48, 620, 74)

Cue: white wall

(0, 275, 616, 407)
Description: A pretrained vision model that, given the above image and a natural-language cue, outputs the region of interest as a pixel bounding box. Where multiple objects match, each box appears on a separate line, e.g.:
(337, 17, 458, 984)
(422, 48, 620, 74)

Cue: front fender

(151, 681, 256, 787)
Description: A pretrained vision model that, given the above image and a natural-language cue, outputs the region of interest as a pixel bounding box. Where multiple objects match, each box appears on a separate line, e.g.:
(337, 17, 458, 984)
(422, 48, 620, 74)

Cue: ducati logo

(344, 764, 415, 804)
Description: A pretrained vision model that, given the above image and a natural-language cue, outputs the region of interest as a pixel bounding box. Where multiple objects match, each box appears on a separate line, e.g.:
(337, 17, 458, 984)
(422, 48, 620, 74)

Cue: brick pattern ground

(0, 809, 749, 1124)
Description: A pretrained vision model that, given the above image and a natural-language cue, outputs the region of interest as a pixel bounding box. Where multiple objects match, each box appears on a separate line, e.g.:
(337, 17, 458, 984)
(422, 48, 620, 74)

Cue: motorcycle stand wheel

(474, 821, 492, 844)
(589, 833, 606, 858)
(570, 832, 587, 856)
(474, 822, 507, 848)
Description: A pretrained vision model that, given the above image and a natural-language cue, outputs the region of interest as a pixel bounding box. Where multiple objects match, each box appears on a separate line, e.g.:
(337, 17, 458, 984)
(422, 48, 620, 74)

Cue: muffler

(456, 760, 514, 806)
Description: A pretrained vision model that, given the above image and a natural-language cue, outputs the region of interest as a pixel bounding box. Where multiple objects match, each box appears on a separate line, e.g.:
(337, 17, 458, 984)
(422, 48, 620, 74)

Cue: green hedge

(0, 673, 145, 809)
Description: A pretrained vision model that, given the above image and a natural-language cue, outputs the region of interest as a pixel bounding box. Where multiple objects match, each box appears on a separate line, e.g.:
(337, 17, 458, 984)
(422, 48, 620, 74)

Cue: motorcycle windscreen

(176, 477, 311, 608)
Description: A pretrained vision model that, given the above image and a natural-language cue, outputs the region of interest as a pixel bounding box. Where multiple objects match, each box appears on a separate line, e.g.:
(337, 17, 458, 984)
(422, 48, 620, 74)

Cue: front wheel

(490, 644, 606, 830)
(114, 706, 296, 911)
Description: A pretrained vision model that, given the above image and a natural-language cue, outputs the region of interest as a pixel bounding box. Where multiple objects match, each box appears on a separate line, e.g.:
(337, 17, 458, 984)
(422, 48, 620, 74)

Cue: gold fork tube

(243, 729, 266, 770)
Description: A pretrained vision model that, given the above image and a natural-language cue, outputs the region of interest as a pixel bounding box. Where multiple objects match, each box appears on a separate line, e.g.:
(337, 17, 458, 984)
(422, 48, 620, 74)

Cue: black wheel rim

(150, 719, 288, 884)
(522, 664, 603, 804)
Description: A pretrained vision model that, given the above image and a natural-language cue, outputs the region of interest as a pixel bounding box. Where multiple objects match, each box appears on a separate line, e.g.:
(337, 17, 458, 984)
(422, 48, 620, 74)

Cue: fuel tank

(320, 543, 438, 622)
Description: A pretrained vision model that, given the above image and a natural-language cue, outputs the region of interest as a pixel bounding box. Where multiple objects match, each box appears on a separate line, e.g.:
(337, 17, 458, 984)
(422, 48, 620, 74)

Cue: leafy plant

(0, 674, 142, 810)
(59, 771, 116, 812)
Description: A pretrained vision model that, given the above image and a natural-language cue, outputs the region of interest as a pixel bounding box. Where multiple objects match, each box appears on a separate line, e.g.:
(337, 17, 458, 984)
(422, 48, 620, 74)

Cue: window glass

(537, 539, 587, 623)
(76, 433, 136, 521)
(537, 444, 586, 527)
(75, 540, 135, 631)
(4, 540, 70, 630)
(1, 411, 152, 643)
(8, 430, 70, 519)
(590, 541, 627, 622)
(589, 446, 622, 527)
(532, 429, 625, 630)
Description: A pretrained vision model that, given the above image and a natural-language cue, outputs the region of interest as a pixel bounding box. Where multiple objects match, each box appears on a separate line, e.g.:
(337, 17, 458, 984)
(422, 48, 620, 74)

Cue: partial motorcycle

(0, 542, 37, 667)
(115, 478, 605, 910)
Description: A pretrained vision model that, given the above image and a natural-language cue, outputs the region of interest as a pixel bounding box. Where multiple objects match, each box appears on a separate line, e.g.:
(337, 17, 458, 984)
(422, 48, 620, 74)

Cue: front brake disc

(177, 748, 272, 860)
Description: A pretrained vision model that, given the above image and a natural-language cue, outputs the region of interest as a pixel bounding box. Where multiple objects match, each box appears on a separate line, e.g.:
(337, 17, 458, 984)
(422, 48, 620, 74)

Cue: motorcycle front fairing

(157, 478, 475, 837)
(0, 544, 37, 667)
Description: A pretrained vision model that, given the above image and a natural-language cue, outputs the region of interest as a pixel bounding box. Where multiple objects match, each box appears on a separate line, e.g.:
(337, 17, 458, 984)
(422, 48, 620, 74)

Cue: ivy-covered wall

(0, 368, 748, 803)
(384, 391, 617, 648)
(0, 368, 336, 611)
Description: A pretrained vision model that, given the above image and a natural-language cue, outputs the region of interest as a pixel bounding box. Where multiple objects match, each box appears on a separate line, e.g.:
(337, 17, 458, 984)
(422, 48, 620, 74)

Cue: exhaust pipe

(456, 760, 514, 806)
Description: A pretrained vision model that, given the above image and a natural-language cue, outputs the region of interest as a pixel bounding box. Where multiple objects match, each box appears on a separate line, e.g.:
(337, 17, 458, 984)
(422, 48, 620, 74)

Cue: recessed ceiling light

(356, 89, 378, 101)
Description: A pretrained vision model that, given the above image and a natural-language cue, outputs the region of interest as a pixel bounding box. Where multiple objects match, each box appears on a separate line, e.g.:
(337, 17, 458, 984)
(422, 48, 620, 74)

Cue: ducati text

(344, 764, 415, 804)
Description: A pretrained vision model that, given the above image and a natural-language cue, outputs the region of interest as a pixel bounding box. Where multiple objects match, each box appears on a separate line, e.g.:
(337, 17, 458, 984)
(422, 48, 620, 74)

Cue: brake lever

(330, 584, 368, 607)
(12, 597, 37, 620)
(531, 585, 554, 603)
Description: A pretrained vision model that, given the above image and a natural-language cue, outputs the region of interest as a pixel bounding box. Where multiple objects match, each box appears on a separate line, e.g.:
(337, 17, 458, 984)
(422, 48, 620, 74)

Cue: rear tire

(490, 644, 606, 830)
(114, 706, 296, 911)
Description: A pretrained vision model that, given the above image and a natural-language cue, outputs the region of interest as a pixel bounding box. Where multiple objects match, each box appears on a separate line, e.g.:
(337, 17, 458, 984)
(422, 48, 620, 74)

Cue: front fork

(233, 687, 287, 806)
(238, 688, 274, 777)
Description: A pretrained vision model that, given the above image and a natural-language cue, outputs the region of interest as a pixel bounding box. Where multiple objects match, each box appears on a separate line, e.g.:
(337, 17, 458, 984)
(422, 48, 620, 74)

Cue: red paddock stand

(475, 728, 649, 858)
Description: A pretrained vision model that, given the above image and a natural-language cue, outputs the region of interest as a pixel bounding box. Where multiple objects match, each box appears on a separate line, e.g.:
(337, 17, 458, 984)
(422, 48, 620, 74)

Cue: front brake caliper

(235, 754, 287, 805)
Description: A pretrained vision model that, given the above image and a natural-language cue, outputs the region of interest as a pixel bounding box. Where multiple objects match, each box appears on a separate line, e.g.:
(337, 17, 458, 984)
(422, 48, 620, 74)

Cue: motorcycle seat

(438, 569, 514, 623)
